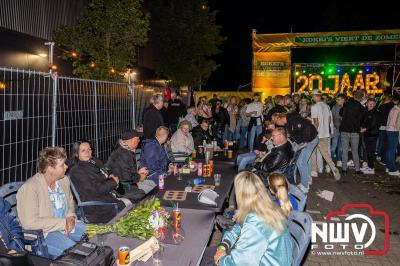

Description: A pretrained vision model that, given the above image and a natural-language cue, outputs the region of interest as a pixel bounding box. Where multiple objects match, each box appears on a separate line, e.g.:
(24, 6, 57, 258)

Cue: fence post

(94, 81, 100, 158)
(131, 82, 136, 129)
(51, 74, 58, 147)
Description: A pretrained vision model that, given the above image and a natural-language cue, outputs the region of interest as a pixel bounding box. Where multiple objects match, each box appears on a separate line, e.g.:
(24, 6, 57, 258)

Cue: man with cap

(106, 129, 153, 200)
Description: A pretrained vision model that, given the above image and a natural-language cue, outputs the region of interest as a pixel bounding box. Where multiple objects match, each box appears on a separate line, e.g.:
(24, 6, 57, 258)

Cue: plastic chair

(0, 182, 49, 258)
(288, 210, 312, 266)
(69, 177, 119, 224)
(288, 184, 307, 212)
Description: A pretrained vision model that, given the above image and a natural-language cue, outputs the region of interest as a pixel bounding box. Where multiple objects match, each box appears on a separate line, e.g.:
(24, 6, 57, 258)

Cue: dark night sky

(205, 0, 400, 91)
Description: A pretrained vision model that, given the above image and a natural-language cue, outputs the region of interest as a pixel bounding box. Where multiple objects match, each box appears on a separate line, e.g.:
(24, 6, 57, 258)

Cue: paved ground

(208, 162, 400, 266)
(304, 164, 400, 265)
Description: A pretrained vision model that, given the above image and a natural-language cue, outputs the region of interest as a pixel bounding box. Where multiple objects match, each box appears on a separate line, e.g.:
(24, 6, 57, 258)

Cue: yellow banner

(252, 51, 291, 96)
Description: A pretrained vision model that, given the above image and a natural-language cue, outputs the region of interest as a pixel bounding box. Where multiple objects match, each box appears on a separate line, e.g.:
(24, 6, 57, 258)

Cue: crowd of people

(2, 87, 400, 265)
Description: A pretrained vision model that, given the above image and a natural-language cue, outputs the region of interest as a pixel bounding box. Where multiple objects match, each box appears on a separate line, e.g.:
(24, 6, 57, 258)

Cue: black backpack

(52, 242, 115, 266)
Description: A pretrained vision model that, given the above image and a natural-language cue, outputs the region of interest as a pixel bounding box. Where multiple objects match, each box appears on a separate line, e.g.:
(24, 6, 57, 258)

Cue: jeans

(331, 130, 342, 161)
(239, 126, 248, 148)
(364, 135, 378, 169)
(248, 125, 262, 152)
(234, 119, 241, 140)
(341, 132, 360, 171)
(236, 152, 257, 171)
(297, 136, 319, 189)
(379, 130, 389, 164)
(45, 220, 86, 258)
(385, 131, 399, 172)
(312, 138, 337, 173)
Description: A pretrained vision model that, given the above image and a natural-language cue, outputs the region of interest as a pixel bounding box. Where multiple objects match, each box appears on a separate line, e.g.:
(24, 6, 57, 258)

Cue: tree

(150, 0, 224, 88)
(53, 0, 150, 81)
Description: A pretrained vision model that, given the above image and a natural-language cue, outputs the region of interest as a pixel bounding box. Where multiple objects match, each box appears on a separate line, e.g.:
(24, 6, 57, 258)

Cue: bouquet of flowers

(86, 197, 169, 241)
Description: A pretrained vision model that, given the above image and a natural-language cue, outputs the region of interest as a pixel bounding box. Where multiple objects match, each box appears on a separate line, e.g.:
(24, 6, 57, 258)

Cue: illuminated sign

(296, 73, 381, 94)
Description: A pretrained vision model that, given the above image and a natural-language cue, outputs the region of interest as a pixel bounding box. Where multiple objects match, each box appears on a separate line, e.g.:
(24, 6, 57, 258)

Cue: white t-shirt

(311, 101, 333, 138)
(246, 101, 264, 125)
(246, 102, 263, 116)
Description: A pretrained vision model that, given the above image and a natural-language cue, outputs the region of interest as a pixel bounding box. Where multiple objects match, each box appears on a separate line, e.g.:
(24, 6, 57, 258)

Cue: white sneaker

(332, 167, 341, 181)
(362, 168, 375, 175)
(318, 168, 324, 174)
(311, 171, 318, 178)
(361, 162, 368, 169)
(388, 171, 400, 176)
(336, 161, 342, 167)
(325, 165, 331, 173)
(309, 176, 313, 185)
(347, 160, 354, 167)
(297, 184, 309, 194)
(386, 168, 389, 173)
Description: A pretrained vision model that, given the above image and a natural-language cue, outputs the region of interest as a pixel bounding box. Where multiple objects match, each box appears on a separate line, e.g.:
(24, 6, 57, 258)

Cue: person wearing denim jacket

(140, 126, 172, 183)
(214, 172, 292, 266)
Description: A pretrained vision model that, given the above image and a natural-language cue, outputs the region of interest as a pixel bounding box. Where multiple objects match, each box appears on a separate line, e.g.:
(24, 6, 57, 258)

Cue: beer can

(197, 162, 203, 176)
(159, 175, 164, 190)
(172, 209, 181, 231)
(118, 246, 130, 265)
(210, 160, 214, 174)
(192, 150, 197, 158)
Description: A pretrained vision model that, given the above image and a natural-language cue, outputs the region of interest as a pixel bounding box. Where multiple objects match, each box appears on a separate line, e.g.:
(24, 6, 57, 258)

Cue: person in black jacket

(360, 98, 379, 174)
(265, 95, 287, 121)
(275, 112, 318, 193)
(160, 100, 170, 128)
(212, 100, 230, 147)
(339, 90, 366, 174)
(143, 95, 164, 139)
(192, 118, 213, 147)
(106, 129, 154, 201)
(167, 92, 186, 134)
(69, 140, 126, 223)
(255, 127, 293, 180)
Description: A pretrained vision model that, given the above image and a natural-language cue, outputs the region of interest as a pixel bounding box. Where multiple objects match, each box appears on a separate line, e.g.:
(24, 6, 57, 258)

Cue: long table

(156, 162, 236, 213)
(94, 208, 215, 266)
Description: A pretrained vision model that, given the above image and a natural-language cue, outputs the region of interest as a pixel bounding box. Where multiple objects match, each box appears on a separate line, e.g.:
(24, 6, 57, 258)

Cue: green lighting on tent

(351, 68, 356, 73)
(302, 70, 306, 74)
(321, 71, 325, 75)
(327, 67, 335, 74)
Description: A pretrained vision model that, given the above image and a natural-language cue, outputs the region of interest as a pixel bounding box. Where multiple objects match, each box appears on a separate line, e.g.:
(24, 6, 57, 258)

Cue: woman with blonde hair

(268, 173, 298, 217)
(214, 171, 293, 266)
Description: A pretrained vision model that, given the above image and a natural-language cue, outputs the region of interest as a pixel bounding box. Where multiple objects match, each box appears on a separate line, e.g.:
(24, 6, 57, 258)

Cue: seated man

(236, 123, 274, 172)
(192, 118, 213, 147)
(141, 126, 174, 183)
(254, 127, 293, 181)
(106, 129, 155, 196)
(69, 140, 129, 224)
(17, 147, 85, 258)
(170, 120, 195, 154)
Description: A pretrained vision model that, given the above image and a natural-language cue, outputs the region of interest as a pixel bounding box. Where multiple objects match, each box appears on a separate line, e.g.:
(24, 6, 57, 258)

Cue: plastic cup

(214, 174, 221, 186)
(152, 243, 165, 266)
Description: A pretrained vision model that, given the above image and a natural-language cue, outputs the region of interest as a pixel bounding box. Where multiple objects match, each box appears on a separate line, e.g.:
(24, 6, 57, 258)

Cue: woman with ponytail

(268, 173, 298, 217)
